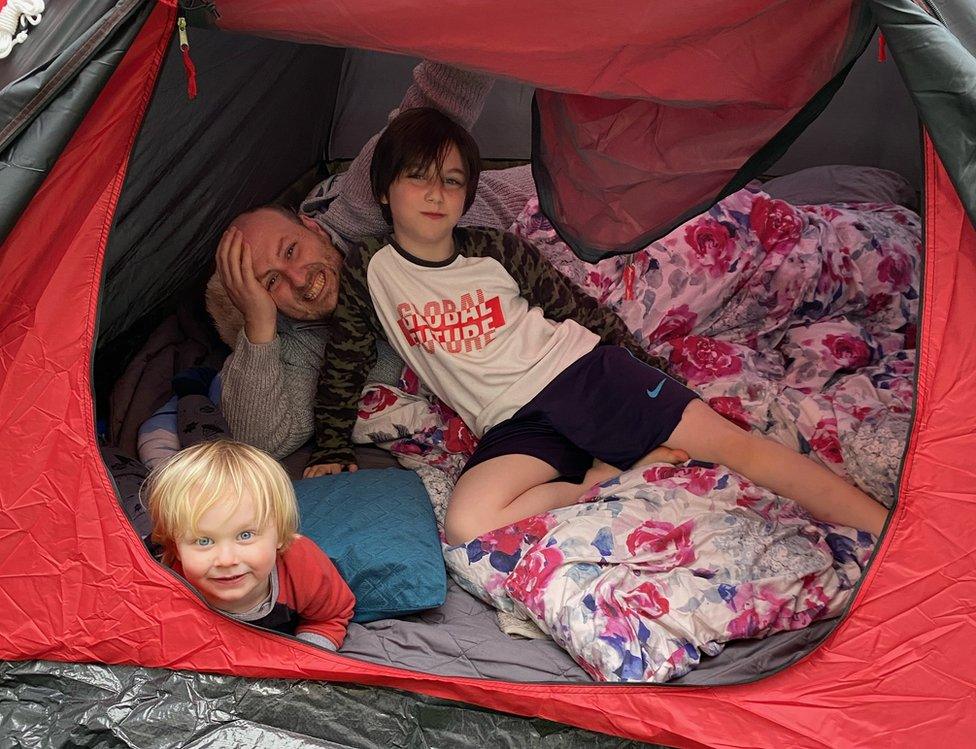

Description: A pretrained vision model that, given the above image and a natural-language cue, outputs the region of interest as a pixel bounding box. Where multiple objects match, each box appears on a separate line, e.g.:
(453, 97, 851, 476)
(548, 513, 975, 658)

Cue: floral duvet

(351, 186, 921, 682)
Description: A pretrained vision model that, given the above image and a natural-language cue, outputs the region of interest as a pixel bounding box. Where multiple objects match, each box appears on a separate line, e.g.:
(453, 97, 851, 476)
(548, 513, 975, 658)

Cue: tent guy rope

(0, 0, 44, 59)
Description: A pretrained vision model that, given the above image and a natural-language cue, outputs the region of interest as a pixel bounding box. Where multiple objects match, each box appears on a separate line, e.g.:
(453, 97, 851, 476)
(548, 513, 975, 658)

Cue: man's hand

(304, 463, 359, 479)
(217, 227, 278, 344)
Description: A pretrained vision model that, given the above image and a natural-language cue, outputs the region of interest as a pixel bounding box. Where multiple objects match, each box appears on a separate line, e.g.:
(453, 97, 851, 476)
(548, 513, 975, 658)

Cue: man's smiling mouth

(303, 270, 327, 301)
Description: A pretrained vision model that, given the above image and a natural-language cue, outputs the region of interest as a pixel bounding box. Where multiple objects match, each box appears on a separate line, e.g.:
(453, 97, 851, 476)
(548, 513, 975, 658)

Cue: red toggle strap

(181, 45, 197, 100)
(622, 263, 636, 301)
(877, 32, 887, 63)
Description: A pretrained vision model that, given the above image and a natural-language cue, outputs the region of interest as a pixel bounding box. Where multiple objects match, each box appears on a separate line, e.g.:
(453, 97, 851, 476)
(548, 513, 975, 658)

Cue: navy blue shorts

(461, 346, 698, 483)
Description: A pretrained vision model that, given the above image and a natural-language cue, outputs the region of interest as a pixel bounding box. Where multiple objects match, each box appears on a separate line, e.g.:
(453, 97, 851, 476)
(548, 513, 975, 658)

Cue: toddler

(146, 439, 354, 650)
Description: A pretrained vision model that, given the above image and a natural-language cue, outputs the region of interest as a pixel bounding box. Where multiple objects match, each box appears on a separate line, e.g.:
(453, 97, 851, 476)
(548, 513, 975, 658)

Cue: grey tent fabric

(869, 0, 976, 228)
(98, 29, 344, 348)
(330, 49, 533, 160)
(340, 579, 839, 687)
(0, 0, 152, 246)
(0, 0, 121, 90)
(767, 32, 921, 186)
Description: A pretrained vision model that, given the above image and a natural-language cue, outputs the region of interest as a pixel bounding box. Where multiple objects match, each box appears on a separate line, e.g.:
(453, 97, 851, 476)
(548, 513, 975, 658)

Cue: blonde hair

(145, 440, 298, 565)
(205, 271, 245, 348)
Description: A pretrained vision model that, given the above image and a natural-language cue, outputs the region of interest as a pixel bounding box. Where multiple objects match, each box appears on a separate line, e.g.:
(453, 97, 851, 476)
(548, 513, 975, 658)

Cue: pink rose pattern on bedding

(514, 188, 919, 503)
(452, 468, 875, 682)
(351, 186, 921, 682)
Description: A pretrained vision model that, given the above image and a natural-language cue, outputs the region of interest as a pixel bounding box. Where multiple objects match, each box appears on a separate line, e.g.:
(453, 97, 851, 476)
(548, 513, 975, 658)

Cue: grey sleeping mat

(339, 579, 836, 686)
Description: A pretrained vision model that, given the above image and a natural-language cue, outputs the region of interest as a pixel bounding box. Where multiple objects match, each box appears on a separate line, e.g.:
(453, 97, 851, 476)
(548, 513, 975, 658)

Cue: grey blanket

(341, 579, 836, 685)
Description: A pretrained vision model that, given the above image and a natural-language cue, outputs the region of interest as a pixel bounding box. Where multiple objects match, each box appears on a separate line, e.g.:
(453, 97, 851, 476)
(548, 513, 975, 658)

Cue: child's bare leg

(662, 400, 887, 536)
(445, 448, 696, 546)
(445, 455, 568, 545)
(446, 455, 633, 545)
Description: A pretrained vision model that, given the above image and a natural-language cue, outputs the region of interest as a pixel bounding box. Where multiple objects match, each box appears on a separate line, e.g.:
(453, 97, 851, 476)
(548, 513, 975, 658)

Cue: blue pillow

(293, 469, 446, 623)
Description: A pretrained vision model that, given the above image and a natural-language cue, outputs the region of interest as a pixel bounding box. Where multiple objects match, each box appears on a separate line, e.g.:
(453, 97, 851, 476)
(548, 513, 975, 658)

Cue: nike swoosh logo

(646, 380, 665, 398)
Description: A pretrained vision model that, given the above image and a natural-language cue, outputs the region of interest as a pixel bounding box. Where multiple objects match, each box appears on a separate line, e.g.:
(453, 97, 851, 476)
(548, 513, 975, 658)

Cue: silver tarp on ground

(0, 661, 658, 748)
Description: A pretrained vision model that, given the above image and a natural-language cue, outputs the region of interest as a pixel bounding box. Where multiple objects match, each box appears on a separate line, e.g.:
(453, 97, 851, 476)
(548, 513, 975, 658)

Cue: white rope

(0, 0, 45, 59)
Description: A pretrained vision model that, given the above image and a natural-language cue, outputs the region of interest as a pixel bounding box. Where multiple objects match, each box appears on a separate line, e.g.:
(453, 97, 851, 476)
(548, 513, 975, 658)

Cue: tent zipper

(177, 15, 198, 100)
(914, 0, 947, 25)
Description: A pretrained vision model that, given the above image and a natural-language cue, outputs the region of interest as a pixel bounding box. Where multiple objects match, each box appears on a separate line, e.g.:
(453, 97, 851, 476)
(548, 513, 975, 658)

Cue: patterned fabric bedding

(350, 186, 921, 682)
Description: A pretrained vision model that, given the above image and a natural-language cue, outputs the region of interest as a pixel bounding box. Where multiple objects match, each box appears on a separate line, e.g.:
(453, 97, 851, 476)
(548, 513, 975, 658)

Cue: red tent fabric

(218, 0, 872, 258)
(1, 2, 974, 745)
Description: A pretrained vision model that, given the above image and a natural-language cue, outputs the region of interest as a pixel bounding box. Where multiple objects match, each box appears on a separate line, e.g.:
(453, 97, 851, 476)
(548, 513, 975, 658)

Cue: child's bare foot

(583, 449, 690, 490)
(635, 446, 690, 468)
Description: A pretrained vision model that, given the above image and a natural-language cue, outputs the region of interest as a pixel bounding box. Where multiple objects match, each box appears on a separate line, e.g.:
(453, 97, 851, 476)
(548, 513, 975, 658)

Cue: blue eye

(239, 530, 254, 541)
(195, 537, 213, 547)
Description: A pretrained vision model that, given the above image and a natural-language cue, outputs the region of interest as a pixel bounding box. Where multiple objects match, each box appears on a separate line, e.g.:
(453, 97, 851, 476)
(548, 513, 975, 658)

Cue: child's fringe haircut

(145, 440, 298, 565)
(370, 106, 481, 225)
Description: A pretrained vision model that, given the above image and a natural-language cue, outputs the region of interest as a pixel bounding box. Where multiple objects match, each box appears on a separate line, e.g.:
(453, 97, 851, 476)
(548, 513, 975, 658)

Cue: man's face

(234, 208, 343, 321)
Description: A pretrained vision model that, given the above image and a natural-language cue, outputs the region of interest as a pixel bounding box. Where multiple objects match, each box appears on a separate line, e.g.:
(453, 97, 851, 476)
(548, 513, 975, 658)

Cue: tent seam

(86, 4, 179, 553)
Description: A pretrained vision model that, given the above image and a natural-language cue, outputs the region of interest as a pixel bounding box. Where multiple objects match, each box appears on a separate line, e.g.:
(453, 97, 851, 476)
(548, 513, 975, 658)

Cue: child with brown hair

(307, 107, 888, 545)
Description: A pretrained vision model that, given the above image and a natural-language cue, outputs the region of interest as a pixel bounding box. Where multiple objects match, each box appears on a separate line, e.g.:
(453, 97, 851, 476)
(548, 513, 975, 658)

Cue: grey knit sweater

(219, 62, 536, 458)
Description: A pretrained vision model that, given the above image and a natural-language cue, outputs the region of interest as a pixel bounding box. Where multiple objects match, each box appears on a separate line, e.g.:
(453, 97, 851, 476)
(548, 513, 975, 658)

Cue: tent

(1, 0, 974, 745)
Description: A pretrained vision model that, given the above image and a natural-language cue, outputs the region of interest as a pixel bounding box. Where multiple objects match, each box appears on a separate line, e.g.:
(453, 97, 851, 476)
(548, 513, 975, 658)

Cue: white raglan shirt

(366, 242, 599, 436)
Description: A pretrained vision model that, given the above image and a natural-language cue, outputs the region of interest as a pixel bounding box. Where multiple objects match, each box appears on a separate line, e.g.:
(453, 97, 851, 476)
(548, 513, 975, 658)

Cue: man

(210, 61, 537, 458)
